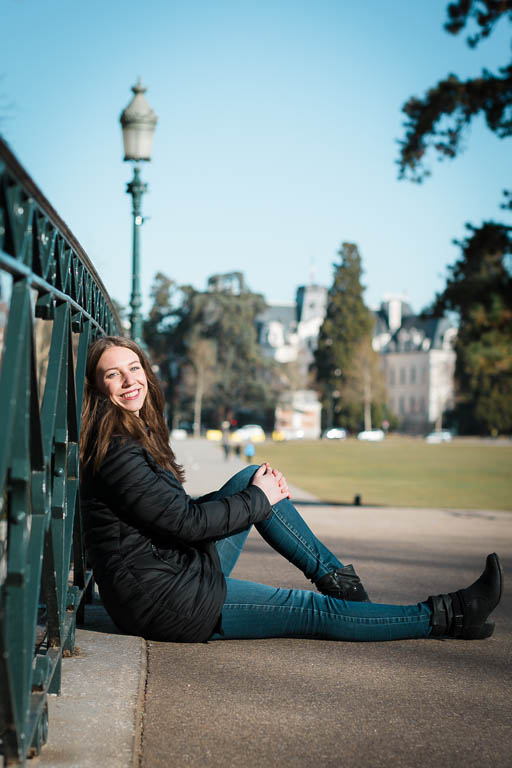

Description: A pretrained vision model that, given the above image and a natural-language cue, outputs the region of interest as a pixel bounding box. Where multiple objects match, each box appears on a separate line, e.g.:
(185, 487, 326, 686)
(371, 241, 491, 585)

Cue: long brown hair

(79, 335, 185, 483)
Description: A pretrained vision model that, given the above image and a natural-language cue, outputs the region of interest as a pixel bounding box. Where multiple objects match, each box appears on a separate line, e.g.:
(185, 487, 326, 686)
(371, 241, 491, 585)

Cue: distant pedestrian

(243, 440, 255, 463)
(221, 429, 231, 461)
(80, 336, 503, 644)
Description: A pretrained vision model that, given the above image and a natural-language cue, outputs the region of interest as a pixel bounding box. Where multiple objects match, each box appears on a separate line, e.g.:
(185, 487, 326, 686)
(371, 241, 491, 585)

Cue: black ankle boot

(427, 553, 503, 639)
(315, 564, 371, 602)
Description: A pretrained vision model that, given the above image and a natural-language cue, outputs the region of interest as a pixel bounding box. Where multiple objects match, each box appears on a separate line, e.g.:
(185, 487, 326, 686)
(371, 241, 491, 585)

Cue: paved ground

(142, 440, 512, 768)
(33, 438, 512, 768)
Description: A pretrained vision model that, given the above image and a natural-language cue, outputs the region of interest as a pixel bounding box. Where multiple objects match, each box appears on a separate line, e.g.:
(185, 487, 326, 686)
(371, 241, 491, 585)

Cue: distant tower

(296, 284, 327, 324)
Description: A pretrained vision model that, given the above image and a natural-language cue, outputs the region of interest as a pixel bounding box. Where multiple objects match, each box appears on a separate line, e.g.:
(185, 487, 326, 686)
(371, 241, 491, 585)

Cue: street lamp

(120, 78, 158, 345)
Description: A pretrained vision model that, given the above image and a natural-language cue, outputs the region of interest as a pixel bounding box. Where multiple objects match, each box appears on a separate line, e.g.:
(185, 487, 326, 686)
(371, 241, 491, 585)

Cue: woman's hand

(250, 463, 291, 506)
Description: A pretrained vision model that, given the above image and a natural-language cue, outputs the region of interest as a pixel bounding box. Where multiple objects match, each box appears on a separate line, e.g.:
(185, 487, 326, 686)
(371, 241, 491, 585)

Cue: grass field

(254, 437, 512, 511)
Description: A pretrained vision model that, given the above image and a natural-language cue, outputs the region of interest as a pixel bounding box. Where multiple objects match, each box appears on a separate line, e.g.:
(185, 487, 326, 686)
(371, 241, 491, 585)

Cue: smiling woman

(77, 337, 503, 646)
(79, 336, 184, 482)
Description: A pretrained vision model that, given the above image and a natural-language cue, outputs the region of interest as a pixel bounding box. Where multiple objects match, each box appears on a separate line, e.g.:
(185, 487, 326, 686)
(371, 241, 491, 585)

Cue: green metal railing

(0, 138, 120, 765)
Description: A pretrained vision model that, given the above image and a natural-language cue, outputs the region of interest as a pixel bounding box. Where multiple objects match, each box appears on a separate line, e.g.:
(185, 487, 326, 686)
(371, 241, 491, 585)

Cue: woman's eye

(131, 366, 140, 371)
(107, 372, 118, 379)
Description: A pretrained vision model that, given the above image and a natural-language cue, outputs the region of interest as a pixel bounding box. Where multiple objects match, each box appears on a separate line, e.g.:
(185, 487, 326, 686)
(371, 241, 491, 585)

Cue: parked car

(324, 428, 347, 440)
(425, 430, 453, 444)
(357, 429, 385, 442)
(231, 424, 266, 443)
(170, 428, 188, 441)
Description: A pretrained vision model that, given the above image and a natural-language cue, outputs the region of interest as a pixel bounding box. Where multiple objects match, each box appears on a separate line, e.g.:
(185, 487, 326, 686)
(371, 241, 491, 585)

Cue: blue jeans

(209, 466, 432, 642)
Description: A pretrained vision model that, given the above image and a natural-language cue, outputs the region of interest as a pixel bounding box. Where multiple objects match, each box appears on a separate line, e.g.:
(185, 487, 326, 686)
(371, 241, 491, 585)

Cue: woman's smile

(121, 388, 142, 400)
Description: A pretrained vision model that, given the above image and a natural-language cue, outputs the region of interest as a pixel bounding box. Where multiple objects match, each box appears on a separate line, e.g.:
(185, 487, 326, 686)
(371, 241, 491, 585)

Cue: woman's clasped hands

(251, 462, 291, 506)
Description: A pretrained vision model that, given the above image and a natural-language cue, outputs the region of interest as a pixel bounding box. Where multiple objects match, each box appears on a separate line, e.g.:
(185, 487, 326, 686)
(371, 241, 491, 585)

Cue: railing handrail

(0, 136, 120, 327)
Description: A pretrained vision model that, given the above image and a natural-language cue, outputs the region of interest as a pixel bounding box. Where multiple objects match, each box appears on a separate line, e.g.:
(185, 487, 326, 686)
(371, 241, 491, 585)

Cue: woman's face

(95, 345, 148, 417)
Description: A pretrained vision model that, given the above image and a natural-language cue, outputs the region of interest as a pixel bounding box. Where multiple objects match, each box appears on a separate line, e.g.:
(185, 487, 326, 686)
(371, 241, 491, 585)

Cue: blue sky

(1, 0, 510, 314)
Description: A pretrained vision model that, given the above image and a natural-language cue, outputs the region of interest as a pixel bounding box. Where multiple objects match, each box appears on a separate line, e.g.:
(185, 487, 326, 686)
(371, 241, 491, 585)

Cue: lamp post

(120, 79, 158, 345)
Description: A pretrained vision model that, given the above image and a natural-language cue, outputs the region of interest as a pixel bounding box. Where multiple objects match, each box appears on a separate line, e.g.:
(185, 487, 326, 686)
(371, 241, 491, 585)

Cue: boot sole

(460, 621, 495, 640)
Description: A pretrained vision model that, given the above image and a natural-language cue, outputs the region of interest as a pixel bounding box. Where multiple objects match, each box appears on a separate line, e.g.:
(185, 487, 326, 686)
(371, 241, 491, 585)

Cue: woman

(80, 336, 503, 643)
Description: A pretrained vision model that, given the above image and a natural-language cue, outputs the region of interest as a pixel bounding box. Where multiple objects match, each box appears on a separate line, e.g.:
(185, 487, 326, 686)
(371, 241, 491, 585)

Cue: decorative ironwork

(0, 138, 120, 765)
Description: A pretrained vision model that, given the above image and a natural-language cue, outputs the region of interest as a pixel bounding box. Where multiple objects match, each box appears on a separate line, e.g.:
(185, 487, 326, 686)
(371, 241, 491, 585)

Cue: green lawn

(254, 438, 512, 510)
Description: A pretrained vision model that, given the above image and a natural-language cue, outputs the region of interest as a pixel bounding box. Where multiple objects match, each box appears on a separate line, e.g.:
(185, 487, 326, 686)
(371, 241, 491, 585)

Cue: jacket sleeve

(96, 438, 272, 542)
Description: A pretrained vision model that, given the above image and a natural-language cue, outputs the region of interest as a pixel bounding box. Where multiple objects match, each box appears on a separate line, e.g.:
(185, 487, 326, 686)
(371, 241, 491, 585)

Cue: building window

(419, 397, 425, 413)
(421, 367, 427, 383)
(400, 368, 406, 384)
(410, 367, 416, 384)
(410, 396, 415, 412)
(390, 368, 395, 385)
(399, 397, 405, 414)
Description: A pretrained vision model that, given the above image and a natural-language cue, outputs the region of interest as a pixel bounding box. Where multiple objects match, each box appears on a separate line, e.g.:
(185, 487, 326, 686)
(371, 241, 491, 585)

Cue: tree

(189, 288, 272, 426)
(144, 275, 274, 430)
(314, 243, 386, 432)
(341, 339, 388, 432)
(398, 1, 512, 434)
(143, 273, 182, 426)
(185, 338, 217, 437)
(398, 0, 512, 183)
(144, 272, 177, 357)
(431, 222, 512, 433)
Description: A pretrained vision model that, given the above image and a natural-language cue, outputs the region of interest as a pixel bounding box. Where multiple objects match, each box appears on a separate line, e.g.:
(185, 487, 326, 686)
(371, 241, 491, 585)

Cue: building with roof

(256, 284, 327, 376)
(205, 271, 456, 434)
(373, 296, 457, 432)
(207, 271, 246, 295)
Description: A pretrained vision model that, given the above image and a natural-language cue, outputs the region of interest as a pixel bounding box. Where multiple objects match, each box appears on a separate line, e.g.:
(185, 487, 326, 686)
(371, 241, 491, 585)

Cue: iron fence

(0, 137, 120, 765)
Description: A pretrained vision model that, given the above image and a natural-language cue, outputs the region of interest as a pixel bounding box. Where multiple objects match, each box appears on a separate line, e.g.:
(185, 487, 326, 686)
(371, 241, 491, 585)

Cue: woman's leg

(211, 578, 431, 642)
(208, 465, 347, 583)
(204, 466, 257, 577)
(255, 497, 344, 583)
(207, 471, 501, 641)
(212, 553, 503, 642)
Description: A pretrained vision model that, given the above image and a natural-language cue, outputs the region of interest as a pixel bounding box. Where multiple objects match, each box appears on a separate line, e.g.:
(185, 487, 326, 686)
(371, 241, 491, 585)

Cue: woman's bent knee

(232, 465, 259, 483)
(215, 465, 260, 497)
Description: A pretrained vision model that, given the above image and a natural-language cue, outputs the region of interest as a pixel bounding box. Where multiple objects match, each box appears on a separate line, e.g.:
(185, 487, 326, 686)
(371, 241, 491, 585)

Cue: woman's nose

(122, 371, 136, 386)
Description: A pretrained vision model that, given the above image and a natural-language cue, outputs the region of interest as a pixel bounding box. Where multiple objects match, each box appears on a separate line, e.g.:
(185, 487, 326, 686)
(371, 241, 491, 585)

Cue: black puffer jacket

(81, 437, 271, 642)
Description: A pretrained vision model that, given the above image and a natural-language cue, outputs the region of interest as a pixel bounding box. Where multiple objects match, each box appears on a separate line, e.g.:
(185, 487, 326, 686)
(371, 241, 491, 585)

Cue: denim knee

(216, 465, 260, 497)
(236, 464, 260, 483)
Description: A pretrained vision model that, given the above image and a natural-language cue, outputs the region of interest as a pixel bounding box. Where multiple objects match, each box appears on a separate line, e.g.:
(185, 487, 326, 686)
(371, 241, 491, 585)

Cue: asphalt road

(141, 439, 512, 768)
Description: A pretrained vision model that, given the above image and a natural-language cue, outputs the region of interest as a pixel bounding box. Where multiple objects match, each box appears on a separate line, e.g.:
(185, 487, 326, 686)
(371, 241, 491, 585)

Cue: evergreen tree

(397, 1, 512, 434)
(314, 243, 379, 432)
(432, 222, 512, 434)
(397, 0, 512, 183)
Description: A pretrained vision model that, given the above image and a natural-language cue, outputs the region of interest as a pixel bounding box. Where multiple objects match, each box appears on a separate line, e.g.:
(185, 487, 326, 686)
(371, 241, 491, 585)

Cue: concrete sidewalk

(34, 438, 512, 768)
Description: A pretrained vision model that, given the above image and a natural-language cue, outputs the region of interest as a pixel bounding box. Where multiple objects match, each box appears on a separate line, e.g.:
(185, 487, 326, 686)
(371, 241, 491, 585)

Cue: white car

(357, 429, 385, 442)
(231, 424, 265, 443)
(425, 430, 453, 444)
(324, 428, 347, 440)
(170, 428, 188, 441)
